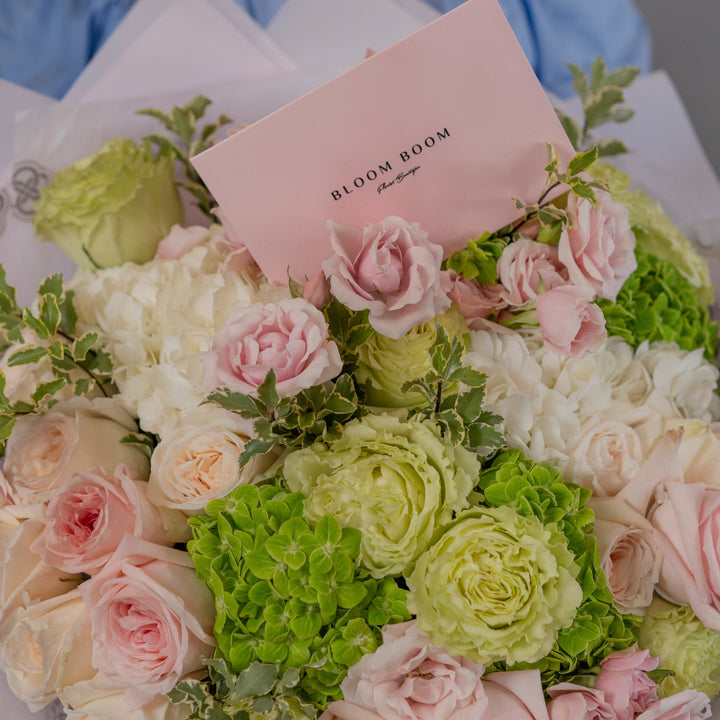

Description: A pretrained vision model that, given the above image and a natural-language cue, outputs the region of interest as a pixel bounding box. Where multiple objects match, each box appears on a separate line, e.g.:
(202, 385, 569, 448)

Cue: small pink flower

(31, 464, 175, 575)
(448, 273, 507, 322)
(337, 621, 488, 720)
(558, 191, 637, 302)
(594, 645, 660, 720)
(80, 535, 215, 710)
(302, 270, 331, 308)
(536, 285, 607, 357)
(546, 683, 615, 720)
(497, 238, 568, 306)
(322, 217, 451, 339)
(155, 225, 209, 259)
(635, 689, 712, 719)
(203, 297, 343, 398)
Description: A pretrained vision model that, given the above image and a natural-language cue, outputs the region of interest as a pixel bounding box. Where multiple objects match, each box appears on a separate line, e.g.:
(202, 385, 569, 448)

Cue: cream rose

(147, 406, 273, 513)
(3, 398, 150, 503)
(0, 588, 94, 711)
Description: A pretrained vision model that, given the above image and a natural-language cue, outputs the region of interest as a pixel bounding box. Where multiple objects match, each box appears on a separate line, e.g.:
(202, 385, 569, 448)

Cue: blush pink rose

(481, 671, 550, 720)
(594, 645, 660, 720)
(536, 286, 607, 357)
(302, 270, 331, 308)
(496, 238, 568, 306)
(448, 273, 507, 323)
(546, 683, 615, 720)
(635, 689, 712, 720)
(338, 621, 488, 720)
(30, 464, 178, 575)
(558, 191, 637, 302)
(202, 297, 342, 398)
(322, 217, 451, 339)
(79, 534, 215, 710)
(155, 225, 209, 259)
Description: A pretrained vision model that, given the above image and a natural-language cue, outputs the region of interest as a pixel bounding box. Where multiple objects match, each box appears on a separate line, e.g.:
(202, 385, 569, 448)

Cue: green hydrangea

(188, 484, 409, 708)
(355, 308, 470, 410)
(640, 596, 720, 698)
(591, 161, 712, 305)
(33, 138, 183, 268)
(598, 245, 718, 360)
(407, 504, 583, 666)
(282, 413, 480, 578)
(479, 449, 642, 685)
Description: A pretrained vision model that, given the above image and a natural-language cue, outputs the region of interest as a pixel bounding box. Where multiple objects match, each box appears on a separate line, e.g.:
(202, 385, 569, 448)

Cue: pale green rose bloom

(355, 308, 469, 409)
(283, 413, 479, 578)
(407, 505, 582, 666)
(639, 595, 720, 698)
(591, 161, 712, 305)
(33, 138, 184, 269)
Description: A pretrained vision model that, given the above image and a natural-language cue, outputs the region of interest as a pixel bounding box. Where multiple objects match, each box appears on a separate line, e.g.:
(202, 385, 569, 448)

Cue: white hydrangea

(69, 228, 261, 436)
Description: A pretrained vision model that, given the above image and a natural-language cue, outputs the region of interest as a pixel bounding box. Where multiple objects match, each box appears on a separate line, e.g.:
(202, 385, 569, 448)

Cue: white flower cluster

(465, 321, 720, 494)
(69, 227, 272, 436)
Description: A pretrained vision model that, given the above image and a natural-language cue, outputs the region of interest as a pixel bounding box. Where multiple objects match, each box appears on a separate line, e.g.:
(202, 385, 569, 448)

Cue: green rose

(33, 138, 183, 268)
(407, 505, 582, 665)
(639, 596, 720, 698)
(283, 413, 479, 578)
(355, 309, 469, 409)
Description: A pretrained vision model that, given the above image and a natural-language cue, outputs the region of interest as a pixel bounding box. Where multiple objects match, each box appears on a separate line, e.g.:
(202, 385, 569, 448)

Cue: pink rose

(558, 191, 637, 302)
(155, 225, 209, 260)
(338, 621, 488, 720)
(546, 683, 615, 720)
(79, 535, 215, 710)
(448, 273, 507, 323)
(202, 297, 342, 398)
(536, 286, 607, 357)
(496, 238, 568, 306)
(31, 464, 178, 575)
(635, 689, 711, 720)
(594, 645, 660, 720)
(302, 270, 331, 308)
(322, 217, 451, 339)
(481, 671, 550, 720)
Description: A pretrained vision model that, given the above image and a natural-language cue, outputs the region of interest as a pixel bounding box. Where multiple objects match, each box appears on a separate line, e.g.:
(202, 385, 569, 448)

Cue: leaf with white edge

(0, 266, 17, 307)
(47, 340, 64, 360)
(227, 663, 278, 701)
(0, 414, 16, 442)
(72, 332, 98, 362)
(172, 107, 194, 147)
(256, 370, 279, 409)
(39, 294, 61, 337)
(137, 108, 175, 132)
(238, 437, 277, 469)
(556, 111, 581, 151)
(609, 106, 634, 123)
(73, 377, 93, 396)
(569, 181, 599, 205)
(8, 345, 47, 366)
(22, 308, 50, 341)
(31, 378, 67, 405)
(186, 95, 212, 118)
(605, 65, 641, 89)
(595, 138, 628, 157)
(568, 146, 599, 176)
(536, 222, 563, 246)
(590, 56, 607, 91)
(585, 87, 624, 129)
(568, 63, 590, 102)
(38, 274, 63, 299)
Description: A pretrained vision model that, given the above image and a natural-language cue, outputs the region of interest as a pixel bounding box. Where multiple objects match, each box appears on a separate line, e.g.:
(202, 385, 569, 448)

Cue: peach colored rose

(80, 535, 215, 710)
(3, 398, 150, 504)
(155, 225, 209, 260)
(635, 689, 711, 719)
(546, 683, 615, 720)
(558, 191, 637, 302)
(31, 464, 178, 575)
(496, 238, 568, 306)
(322, 217, 451, 339)
(594, 645, 659, 720)
(448, 273, 507, 323)
(338, 621, 487, 720)
(536, 286, 607, 358)
(202, 297, 342, 398)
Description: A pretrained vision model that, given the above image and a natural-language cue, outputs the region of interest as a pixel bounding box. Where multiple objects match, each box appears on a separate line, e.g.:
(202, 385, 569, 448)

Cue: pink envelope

(192, 0, 575, 284)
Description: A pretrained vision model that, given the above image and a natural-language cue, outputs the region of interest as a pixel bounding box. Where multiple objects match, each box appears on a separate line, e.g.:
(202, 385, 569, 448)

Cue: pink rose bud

(302, 271, 331, 308)
(322, 216, 451, 339)
(448, 272, 507, 323)
(155, 225, 209, 260)
(536, 285, 607, 358)
(203, 297, 343, 398)
(546, 683, 616, 720)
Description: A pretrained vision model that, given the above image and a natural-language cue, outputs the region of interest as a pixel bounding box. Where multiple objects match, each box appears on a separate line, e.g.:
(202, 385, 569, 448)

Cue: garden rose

(635, 689, 711, 720)
(155, 225, 209, 260)
(147, 406, 274, 513)
(80, 535, 215, 709)
(202, 297, 342, 398)
(481, 671, 550, 720)
(284, 414, 478, 577)
(594, 645, 659, 720)
(0, 589, 93, 711)
(496, 238, 568, 306)
(407, 505, 582, 665)
(448, 274, 507, 323)
(558, 190, 637, 302)
(3, 397, 150, 503)
(338, 621, 488, 720)
(31, 464, 179, 575)
(536, 285, 607, 358)
(546, 684, 615, 720)
(322, 217, 451, 339)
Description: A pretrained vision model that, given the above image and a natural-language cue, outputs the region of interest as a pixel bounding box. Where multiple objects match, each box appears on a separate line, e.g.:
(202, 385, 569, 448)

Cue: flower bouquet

(0, 40, 720, 720)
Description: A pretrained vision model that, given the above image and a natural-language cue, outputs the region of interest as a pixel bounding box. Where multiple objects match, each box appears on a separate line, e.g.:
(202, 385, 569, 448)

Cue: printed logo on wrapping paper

(0, 160, 52, 238)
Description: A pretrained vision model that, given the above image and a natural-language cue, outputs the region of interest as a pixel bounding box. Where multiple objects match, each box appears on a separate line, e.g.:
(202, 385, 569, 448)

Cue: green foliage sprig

(556, 57, 639, 156)
(188, 484, 409, 708)
(138, 95, 232, 219)
(479, 449, 642, 687)
(401, 325, 504, 459)
(0, 269, 113, 449)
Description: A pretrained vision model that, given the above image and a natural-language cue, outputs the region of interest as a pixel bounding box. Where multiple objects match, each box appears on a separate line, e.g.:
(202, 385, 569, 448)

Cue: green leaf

(585, 87, 625, 129)
(172, 106, 195, 147)
(536, 222, 563, 246)
(31, 378, 67, 404)
(136, 107, 175, 132)
(256, 370, 280, 409)
(0, 266, 17, 308)
(227, 663, 278, 701)
(208, 390, 268, 418)
(38, 274, 63, 299)
(22, 308, 50, 341)
(605, 65, 641, 89)
(72, 332, 98, 362)
(568, 146, 599, 176)
(556, 111, 581, 151)
(39, 294, 61, 337)
(589, 55, 607, 91)
(8, 345, 47, 366)
(0, 414, 16, 442)
(610, 106, 634, 123)
(568, 63, 590, 102)
(186, 95, 212, 119)
(595, 138, 628, 157)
